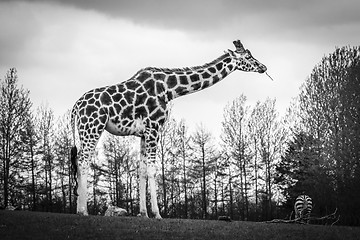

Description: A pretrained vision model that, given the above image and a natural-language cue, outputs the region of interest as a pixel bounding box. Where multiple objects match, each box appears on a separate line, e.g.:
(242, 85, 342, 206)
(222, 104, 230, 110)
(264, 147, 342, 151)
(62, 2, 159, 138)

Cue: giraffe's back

(74, 74, 168, 138)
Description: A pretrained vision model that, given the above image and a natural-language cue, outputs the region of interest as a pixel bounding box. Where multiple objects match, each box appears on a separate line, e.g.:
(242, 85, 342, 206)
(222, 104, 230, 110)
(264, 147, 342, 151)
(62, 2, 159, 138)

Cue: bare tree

(22, 114, 38, 211)
(176, 119, 192, 218)
(253, 98, 285, 219)
(102, 134, 136, 209)
(36, 103, 55, 211)
(53, 111, 73, 212)
(221, 94, 251, 220)
(192, 123, 217, 219)
(122, 145, 137, 215)
(0, 68, 32, 208)
(157, 105, 177, 217)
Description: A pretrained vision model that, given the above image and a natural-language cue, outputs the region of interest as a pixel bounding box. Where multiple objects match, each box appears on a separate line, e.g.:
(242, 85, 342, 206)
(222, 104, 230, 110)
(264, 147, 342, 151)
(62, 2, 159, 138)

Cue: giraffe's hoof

(137, 212, 149, 218)
(77, 211, 89, 216)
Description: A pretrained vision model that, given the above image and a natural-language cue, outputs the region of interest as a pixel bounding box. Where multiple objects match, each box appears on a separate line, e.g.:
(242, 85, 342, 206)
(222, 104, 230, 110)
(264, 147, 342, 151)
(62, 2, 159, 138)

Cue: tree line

(0, 45, 359, 225)
(275, 46, 360, 225)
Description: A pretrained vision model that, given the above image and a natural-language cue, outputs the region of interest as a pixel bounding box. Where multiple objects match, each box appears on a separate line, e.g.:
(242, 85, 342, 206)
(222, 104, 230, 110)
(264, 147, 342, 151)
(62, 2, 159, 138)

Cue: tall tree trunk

(214, 173, 218, 217)
(114, 151, 119, 206)
(61, 161, 66, 213)
(31, 148, 36, 211)
(161, 153, 167, 217)
(201, 145, 207, 219)
(4, 155, 10, 208)
(93, 159, 97, 214)
(48, 156, 53, 212)
(182, 131, 188, 218)
(68, 158, 73, 213)
(221, 181, 225, 214)
(238, 157, 244, 220)
(242, 159, 249, 220)
(253, 138, 258, 220)
(45, 158, 48, 211)
(228, 166, 233, 219)
(129, 174, 133, 215)
(170, 174, 175, 217)
(4, 136, 11, 208)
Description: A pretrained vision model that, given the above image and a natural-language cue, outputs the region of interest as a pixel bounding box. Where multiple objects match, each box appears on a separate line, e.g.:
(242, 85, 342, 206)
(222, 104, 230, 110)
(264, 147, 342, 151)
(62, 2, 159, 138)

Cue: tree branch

(264, 208, 339, 225)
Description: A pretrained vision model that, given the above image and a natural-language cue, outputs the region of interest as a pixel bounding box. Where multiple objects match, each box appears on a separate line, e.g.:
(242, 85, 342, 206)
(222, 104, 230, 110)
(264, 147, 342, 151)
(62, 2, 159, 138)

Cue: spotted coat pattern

(71, 40, 267, 218)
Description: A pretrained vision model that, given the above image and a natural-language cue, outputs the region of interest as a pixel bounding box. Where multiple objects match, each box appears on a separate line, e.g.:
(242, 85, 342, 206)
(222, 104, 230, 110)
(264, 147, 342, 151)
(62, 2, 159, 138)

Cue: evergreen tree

(275, 132, 335, 217)
(298, 46, 360, 224)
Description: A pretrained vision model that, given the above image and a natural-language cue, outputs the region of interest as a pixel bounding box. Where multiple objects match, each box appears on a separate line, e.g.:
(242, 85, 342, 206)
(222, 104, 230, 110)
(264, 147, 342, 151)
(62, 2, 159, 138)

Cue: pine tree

(297, 45, 360, 224)
(275, 132, 335, 216)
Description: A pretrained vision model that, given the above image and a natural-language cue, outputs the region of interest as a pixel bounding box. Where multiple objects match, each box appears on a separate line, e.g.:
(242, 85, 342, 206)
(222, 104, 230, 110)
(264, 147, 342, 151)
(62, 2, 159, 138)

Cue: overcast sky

(1, 0, 359, 138)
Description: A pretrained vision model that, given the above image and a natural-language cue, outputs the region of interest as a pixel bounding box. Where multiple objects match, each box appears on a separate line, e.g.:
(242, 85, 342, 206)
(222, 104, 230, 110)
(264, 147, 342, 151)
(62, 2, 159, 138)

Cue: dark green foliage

(280, 46, 360, 225)
(275, 132, 336, 218)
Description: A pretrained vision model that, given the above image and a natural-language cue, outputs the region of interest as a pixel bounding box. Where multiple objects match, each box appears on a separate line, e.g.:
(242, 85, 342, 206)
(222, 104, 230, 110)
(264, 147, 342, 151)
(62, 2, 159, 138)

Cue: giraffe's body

(70, 40, 267, 218)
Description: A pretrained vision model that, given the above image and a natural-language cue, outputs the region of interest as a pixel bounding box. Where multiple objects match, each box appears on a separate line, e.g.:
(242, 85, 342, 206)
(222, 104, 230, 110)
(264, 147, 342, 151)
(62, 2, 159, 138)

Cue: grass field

(1, 210, 359, 240)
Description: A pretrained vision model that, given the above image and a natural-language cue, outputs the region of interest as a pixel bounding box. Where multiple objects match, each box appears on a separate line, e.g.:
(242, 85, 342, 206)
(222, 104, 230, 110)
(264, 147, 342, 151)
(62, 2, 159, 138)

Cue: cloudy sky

(1, 0, 359, 138)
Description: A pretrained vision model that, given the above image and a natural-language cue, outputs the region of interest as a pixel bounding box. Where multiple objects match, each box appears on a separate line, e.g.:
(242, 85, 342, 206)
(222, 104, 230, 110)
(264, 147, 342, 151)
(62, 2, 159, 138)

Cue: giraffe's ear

(233, 40, 245, 53)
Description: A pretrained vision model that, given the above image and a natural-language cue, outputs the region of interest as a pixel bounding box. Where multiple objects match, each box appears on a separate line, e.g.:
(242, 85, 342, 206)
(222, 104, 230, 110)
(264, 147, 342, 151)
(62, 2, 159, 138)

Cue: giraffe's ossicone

(70, 40, 267, 218)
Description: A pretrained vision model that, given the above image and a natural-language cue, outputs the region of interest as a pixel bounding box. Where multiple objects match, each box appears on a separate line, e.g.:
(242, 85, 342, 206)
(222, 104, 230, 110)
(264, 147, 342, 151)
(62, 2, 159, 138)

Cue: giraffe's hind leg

(76, 123, 106, 215)
(76, 148, 90, 216)
(139, 132, 162, 219)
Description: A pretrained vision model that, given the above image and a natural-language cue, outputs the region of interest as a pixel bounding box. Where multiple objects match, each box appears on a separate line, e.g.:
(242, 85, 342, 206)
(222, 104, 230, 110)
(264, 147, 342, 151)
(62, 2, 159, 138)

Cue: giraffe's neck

(150, 53, 236, 101)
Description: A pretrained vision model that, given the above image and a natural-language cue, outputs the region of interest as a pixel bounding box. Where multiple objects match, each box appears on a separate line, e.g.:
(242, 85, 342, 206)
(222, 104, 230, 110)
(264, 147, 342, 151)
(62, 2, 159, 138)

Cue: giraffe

(70, 40, 267, 218)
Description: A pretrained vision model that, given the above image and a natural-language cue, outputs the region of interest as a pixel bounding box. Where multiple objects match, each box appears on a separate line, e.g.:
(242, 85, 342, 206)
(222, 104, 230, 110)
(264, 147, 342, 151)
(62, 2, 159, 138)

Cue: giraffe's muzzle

(258, 65, 267, 73)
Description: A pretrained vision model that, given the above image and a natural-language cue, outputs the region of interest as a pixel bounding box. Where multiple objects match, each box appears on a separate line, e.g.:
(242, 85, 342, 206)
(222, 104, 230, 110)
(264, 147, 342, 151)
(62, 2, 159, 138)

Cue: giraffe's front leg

(147, 161, 162, 219)
(145, 135, 162, 219)
(139, 137, 149, 218)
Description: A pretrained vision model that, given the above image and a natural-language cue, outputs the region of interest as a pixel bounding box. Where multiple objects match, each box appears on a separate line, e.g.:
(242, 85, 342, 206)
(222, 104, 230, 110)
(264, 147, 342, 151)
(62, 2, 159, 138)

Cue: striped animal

(294, 195, 313, 222)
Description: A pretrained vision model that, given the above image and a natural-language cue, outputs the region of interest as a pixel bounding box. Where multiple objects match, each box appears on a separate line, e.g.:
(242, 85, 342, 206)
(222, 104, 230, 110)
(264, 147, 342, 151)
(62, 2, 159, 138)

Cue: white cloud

(0, 2, 230, 116)
(1, 0, 359, 139)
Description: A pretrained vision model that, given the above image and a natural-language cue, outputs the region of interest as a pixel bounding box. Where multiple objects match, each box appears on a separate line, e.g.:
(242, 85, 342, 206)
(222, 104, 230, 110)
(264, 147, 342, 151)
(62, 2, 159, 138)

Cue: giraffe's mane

(142, 52, 231, 74)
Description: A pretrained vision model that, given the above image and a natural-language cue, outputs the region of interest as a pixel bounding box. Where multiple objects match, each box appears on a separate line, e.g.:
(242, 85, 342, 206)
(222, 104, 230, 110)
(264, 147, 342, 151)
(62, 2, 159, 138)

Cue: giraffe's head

(228, 40, 267, 74)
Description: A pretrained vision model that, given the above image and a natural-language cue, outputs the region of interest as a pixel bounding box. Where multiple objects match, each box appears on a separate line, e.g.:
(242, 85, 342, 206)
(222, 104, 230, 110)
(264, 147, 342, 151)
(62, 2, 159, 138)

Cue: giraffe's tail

(70, 146, 79, 196)
(70, 106, 79, 196)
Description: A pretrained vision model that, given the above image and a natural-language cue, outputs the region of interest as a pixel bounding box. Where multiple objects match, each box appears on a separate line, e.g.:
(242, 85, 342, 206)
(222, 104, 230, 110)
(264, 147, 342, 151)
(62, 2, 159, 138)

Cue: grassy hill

(1, 210, 359, 240)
